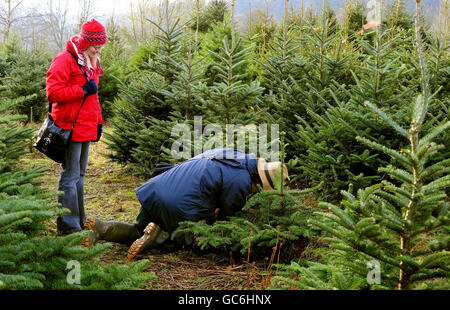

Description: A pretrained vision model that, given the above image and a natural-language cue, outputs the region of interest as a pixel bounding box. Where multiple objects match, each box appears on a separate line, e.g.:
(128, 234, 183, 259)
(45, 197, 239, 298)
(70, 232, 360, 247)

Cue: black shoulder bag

(34, 51, 88, 163)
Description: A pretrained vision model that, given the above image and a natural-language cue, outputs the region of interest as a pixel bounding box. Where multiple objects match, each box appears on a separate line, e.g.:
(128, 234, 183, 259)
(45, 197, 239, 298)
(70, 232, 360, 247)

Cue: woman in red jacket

(46, 19, 107, 235)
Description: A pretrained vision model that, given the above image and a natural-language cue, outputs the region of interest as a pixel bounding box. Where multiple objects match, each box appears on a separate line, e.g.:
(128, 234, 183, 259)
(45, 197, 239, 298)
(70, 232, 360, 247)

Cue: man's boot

(127, 222, 169, 259)
(82, 217, 139, 248)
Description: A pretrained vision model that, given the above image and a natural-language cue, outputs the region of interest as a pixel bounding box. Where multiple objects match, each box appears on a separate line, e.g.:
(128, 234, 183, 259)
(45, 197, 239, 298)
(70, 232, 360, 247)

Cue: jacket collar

(66, 36, 103, 78)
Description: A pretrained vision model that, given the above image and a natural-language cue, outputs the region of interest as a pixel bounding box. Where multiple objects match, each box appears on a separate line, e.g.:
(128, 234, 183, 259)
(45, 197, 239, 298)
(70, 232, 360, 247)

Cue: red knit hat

(79, 19, 108, 50)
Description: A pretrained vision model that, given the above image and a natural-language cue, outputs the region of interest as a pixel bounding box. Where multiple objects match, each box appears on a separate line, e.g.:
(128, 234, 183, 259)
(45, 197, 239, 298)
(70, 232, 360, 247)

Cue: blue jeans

(57, 141, 90, 234)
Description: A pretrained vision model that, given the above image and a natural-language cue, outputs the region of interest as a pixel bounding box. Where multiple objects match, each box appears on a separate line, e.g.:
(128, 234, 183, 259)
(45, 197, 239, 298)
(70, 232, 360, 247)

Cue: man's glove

(81, 79, 98, 96)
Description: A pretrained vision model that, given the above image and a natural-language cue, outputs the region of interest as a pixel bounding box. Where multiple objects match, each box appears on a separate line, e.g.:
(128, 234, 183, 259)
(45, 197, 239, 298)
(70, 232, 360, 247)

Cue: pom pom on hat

(79, 19, 108, 50)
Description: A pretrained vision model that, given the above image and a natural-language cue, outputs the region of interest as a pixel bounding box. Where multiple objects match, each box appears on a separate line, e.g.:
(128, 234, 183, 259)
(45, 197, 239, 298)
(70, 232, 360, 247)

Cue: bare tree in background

(128, 0, 167, 43)
(17, 3, 48, 51)
(128, 0, 152, 42)
(77, 0, 96, 30)
(0, 0, 25, 43)
(43, 0, 71, 51)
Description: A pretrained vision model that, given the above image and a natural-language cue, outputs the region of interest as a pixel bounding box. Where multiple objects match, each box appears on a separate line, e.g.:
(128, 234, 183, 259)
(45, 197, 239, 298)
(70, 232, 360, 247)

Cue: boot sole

(127, 222, 157, 259)
(81, 217, 96, 248)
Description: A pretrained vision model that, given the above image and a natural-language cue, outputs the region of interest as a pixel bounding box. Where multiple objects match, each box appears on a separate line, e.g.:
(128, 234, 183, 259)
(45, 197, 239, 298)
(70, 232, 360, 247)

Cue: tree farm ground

(20, 126, 323, 290)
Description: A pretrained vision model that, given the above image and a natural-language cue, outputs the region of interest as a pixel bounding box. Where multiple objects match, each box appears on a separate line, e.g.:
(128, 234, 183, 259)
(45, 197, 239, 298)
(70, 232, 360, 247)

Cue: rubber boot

(127, 222, 169, 259)
(82, 217, 139, 248)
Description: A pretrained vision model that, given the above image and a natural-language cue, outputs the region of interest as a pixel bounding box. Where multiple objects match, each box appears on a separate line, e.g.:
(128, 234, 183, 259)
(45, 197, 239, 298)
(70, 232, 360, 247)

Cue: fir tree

(274, 4, 449, 289)
(200, 32, 264, 125)
(103, 13, 181, 169)
(0, 33, 22, 67)
(173, 178, 318, 261)
(0, 44, 51, 123)
(260, 3, 352, 189)
(104, 71, 169, 167)
(198, 15, 252, 86)
(145, 16, 185, 86)
(292, 23, 423, 199)
(272, 260, 365, 290)
(127, 42, 158, 72)
(131, 113, 189, 177)
(173, 138, 318, 261)
(254, 19, 303, 162)
(424, 35, 450, 165)
(0, 97, 153, 289)
(191, 0, 228, 33)
(0, 98, 35, 172)
(384, 0, 414, 33)
(105, 11, 192, 177)
(98, 16, 128, 121)
(168, 24, 205, 120)
(346, 0, 367, 34)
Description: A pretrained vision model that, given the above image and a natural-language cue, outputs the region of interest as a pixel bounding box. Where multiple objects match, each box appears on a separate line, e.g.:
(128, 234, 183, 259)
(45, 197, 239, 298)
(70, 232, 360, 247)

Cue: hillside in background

(234, 0, 442, 22)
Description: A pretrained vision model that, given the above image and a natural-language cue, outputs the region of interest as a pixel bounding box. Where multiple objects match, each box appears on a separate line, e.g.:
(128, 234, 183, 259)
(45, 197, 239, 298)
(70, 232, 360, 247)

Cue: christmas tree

(173, 177, 317, 261)
(0, 37, 51, 123)
(199, 30, 264, 126)
(106, 11, 268, 177)
(289, 11, 443, 199)
(0, 97, 153, 289)
(272, 3, 449, 289)
(97, 16, 128, 121)
(173, 138, 318, 261)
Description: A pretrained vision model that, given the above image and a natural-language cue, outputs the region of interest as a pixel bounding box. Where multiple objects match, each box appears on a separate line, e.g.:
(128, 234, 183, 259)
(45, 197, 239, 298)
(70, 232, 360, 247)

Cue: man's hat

(257, 158, 290, 190)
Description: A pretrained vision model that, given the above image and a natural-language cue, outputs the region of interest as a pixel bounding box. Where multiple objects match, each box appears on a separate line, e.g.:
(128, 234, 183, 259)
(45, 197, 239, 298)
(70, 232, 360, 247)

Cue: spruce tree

(273, 3, 449, 289)
(200, 32, 264, 125)
(105, 13, 192, 177)
(191, 0, 228, 33)
(0, 97, 153, 289)
(384, 0, 414, 34)
(292, 22, 423, 199)
(346, 0, 367, 34)
(98, 16, 128, 121)
(0, 42, 50, 123)
(173, 174, 317, 261)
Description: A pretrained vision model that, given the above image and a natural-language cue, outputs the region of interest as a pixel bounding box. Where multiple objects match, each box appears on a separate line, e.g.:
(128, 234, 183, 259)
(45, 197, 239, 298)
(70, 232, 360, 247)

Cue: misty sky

(21, 0, 441, 25)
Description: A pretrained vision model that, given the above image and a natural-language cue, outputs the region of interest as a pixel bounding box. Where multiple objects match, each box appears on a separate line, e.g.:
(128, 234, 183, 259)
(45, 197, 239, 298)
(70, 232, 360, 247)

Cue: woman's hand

(81, 79, 98, 96)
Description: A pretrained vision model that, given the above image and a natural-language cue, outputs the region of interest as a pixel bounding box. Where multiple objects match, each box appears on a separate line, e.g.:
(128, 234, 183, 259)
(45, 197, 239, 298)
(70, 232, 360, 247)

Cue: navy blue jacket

(135, 149, 258, 233)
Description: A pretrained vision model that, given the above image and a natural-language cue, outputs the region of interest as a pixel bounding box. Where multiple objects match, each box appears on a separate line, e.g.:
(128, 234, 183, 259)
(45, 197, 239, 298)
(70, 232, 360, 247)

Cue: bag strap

(65, 50, 90, 130)
(48, 50, 89, 131)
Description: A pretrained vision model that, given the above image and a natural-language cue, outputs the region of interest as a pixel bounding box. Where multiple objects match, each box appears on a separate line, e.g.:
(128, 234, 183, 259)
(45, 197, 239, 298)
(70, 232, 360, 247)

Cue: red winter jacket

(46, 36, 105, 142)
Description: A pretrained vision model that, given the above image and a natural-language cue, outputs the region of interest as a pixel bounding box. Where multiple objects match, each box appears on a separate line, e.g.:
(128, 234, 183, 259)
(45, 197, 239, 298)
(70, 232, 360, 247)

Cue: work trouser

(133, 207, 191, 249)
(134, 207, 153, 237)
(91, 207, 160, 246)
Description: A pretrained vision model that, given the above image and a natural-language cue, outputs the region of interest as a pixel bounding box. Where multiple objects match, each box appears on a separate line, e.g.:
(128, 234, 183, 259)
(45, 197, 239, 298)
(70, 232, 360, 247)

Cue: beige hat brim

(257, 158, 273, 190)
(257, 158, 290, 191)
